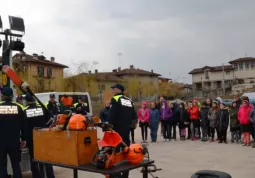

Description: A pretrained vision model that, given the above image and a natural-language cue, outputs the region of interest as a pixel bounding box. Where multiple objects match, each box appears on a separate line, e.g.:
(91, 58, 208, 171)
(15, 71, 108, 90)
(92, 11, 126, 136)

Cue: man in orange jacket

(188, 100, 200, 140)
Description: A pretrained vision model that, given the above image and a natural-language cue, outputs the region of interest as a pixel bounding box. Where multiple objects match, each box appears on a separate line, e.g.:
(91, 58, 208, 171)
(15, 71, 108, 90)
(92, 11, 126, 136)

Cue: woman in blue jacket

(149, 102, 160, 142)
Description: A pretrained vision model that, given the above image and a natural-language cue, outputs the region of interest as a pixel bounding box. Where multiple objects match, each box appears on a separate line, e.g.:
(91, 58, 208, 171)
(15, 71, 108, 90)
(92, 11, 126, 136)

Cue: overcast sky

(1, 0, 255, 83)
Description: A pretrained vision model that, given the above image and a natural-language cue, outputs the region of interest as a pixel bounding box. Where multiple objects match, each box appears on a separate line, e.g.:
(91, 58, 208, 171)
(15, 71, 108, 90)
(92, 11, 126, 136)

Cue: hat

(50, 93, 55, 98)
(1, 87, 13, 97)
(25, 94, 35, 102)
(79, 96, 86, 101)
(111, 83, 125, 92)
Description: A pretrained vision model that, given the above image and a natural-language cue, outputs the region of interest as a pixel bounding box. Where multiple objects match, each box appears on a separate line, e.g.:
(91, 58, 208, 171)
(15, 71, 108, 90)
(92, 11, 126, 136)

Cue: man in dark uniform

(24, 94, 55, 178)
(108, 84, 137, 178)
(0, 87, 26, 178)
(75, 96, 89, 115)
(45, 94, 60, 115)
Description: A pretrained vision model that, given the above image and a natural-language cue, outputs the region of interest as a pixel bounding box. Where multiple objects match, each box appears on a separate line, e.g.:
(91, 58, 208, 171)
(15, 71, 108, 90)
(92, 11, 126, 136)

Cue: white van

(8, 92, 92, 176)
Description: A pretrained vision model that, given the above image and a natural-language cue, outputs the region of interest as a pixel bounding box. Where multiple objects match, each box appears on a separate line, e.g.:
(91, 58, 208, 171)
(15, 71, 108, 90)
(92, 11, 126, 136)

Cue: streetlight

(117, 53, 122, 68)
(0, 15, 25, 89)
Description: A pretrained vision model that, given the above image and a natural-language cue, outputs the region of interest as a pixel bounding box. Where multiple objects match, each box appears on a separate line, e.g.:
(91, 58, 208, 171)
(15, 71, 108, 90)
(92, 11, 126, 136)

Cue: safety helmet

(68, 114, 87, 130)
(124, 144, 147, 164)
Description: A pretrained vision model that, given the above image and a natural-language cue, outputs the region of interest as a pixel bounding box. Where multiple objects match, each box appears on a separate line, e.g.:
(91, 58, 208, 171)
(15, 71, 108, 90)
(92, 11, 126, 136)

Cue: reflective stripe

(12, 102, 25, 110)
(74, 103, 78, 107)
(113, 95, 123, 102)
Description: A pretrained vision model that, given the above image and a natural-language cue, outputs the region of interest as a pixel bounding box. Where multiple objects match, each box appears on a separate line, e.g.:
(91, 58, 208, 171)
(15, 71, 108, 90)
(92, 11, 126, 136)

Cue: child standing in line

(200, 102, 209, 142)
(149, 102, 160, 142)
(208, 100, 219, 142)
(238, 100, 252, 146)
(138, 101, 150, 143)
(160, 100, 173, 142)
(179, 102, 189, 140)
(216, 103, 229, 144)
(229, 101, 240, 143)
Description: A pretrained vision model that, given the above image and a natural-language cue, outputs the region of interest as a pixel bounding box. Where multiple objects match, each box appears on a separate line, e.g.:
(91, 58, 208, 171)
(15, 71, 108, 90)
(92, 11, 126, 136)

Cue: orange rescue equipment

(68, 114, 87, 130)
(124, 144, 147, 164)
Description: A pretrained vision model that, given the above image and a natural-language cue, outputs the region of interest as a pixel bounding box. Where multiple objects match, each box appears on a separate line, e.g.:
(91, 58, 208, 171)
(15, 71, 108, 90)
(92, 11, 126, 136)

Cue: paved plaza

(22, 129, 255, 178)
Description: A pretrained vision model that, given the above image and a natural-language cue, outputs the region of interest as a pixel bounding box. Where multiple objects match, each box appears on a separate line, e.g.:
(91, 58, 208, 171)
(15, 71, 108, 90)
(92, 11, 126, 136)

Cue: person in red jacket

(188, 100, 200, 140)
(138, 101, 150, 143)
(238, 100, 252, 146)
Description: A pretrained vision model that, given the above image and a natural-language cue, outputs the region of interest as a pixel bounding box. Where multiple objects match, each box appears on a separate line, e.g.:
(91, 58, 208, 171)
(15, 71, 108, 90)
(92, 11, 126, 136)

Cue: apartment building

(65, 65, 161, 101)
(0, 52, 68, 93)
(189, 57, 255, 97)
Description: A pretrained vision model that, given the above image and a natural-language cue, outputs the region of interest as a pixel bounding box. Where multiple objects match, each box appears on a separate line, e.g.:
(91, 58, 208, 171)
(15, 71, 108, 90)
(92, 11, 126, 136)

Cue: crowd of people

(100, 95, 255, 146)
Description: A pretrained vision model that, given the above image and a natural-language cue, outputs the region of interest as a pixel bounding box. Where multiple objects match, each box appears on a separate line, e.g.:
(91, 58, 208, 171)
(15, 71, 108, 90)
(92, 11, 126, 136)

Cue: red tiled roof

(229, 57, 255, 64)
(12, 53, 68, 68)
(159, 77, 172, 80)
(73, 72, 122, 82)
(113, 68, 161, 77)
(188, 65, 234, 74)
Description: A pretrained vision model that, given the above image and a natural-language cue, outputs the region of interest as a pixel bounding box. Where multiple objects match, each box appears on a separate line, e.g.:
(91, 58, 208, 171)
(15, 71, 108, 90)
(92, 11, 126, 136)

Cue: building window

(204, 70, 209, 79)
(245, 62, 249, 69)
(239, 63, 243, 70)
(234, 64, 238, 69)
(47, 68, 52, 78)
(37, 66, 44, 77)
(226, 71, 230, 75)
(251, 62, 255, 68)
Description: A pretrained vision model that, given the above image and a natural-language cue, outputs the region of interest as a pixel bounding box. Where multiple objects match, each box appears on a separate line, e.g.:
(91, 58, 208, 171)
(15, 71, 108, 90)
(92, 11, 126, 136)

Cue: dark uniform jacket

(24, 104, 49, 146)
(45, 101, 60, 115)
(75, 103, 89, 115)
(108, 93, 136, 146)
(0, 100, 26, 147)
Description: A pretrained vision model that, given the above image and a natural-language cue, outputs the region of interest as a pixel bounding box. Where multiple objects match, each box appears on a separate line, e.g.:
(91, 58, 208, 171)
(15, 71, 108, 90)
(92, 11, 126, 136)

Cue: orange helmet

(124, 144, 147, 164)
(68, 114, 87, 130)
(56, 114, 68, 125)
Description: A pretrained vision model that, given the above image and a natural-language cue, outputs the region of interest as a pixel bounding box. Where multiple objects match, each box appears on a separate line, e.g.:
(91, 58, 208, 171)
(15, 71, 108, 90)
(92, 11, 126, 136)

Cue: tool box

(33, 128, 99, 166)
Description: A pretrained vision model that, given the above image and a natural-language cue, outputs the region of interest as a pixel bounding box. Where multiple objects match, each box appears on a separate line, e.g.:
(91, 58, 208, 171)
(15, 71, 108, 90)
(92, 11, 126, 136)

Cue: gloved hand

(21, 82, 29, 91)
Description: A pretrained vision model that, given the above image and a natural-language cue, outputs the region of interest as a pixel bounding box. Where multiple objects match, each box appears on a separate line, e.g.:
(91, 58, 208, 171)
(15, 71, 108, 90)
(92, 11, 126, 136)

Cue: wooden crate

(33, 129, 99, 166)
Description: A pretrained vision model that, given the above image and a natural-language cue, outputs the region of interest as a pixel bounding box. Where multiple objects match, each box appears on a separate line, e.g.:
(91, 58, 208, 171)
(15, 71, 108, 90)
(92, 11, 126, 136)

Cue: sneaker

(252, 143, 255, 148)
(247, 143, 251, 147)
(218, 141, 222, 144)
(132, 141, 135, 144)
(224, 141, 228, 144)
(243, 143, 247, 146)
(231, 140, 234, 143)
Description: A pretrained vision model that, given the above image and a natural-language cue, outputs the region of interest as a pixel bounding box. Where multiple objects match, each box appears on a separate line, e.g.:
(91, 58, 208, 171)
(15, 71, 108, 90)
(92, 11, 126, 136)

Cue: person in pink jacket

(138, 101, 150, 143)
(238, 100, 252, 146)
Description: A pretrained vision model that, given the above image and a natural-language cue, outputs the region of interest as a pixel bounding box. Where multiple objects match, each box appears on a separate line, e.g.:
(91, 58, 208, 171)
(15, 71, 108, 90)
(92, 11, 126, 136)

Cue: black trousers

(169, 121, 177, 139)
(141, 126, 148, 141)
(162, 120, 170, 139)
(0, 145, 22, 178)
(28, 142, 55, 178)
(130, 128, 135, 142)
(218, 129, 227, 142)
(210, 127, 216, 139)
